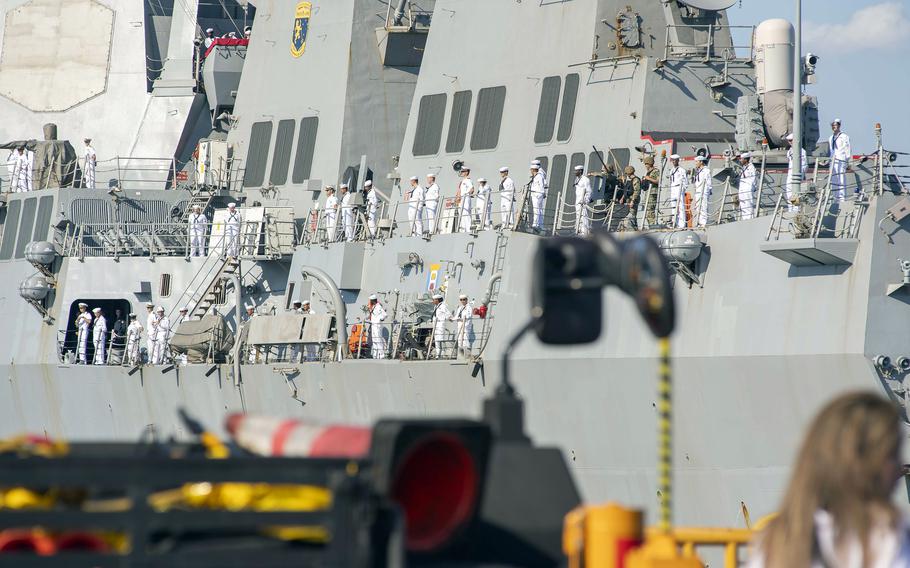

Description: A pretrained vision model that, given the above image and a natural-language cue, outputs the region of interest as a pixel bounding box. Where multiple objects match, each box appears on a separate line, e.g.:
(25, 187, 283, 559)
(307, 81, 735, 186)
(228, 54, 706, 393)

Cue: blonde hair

(761, 391, 902, 568)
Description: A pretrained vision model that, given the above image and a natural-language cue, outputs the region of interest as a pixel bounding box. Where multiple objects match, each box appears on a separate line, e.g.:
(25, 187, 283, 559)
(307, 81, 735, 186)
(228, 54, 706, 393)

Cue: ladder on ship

(168, 254, 241, 321)
(181, 186, 216, 221)
(489, 232, 509, 306)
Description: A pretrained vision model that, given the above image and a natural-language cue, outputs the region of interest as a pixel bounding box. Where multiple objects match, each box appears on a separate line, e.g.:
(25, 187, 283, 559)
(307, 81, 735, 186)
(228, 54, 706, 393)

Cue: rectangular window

(608, 148, 631, 172)
(243, 121, 273, 188)
(285, 282, 296, 310)
(412, 94, 446, 156)
(470, 86, 506, 151)
(589, 151, 606, 199)
(159, 273, 171, 298)
(0, 199, 21, 261)
(534, 156, 549, 178)
(269, 119, 296, 186)
(292, 117, 319, 183)
(33, 195, 54, 242)
(557, 74, 580, 142)
(547, 155, 567, 226)
(14, 197, 37, 259)
(534, 76, 561, 144)
(446, 90, 472, 154)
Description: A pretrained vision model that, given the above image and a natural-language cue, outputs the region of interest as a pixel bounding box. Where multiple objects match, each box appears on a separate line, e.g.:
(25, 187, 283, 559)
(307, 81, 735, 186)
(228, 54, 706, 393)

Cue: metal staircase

(181, 186, 216, 221)
(489, 232, 510, 306)
(169, 254, 241, 321)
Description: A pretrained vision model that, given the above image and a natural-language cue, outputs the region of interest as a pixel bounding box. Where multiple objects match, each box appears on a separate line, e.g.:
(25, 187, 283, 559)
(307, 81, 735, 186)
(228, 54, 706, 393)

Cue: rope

(657, 336, 672, 533)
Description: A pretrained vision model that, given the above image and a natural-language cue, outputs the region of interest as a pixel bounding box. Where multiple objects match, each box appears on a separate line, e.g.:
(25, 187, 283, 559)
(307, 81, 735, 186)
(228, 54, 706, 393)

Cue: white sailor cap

(573, 165, 584, 171)
(78, 302, 88, 308)
(460, 166, 470, 172)
(368, 294, 378, 301)
(669, 154, 680, 160)
(426, 172, 436, 178)
(302, 300, 311, 305)
(245, 304, 254, 311)
(364, 180, 372, 187)
(432, 293, 444, 300)
(155, 306, 164, 312)
(531, 159, 541, 166)
(832, 118, 841, 125)
(785, 133, 794, 141)
(128, 313, 136, 318)
(458, 294, 468, 300)
(206, 27, 214, 33)
(292, 300, 302, 306)
(340, 183, 349, 189)
(478, 177, 486, 183)
(146, 302, 154, 307)
(409, 176, 419, 182)
(694, 155, 707, 162)
(244, 26, 252, 32)
(499, 167, 509, 173)
(228, 202, 237, 208)
(529, 163, 540, 169)
(325, 185, 335, 191)
(179, 306, 189, 312)
(741, 152, 751, 158)
(92, 307, 101, 313)
(192, 204, 202, 209)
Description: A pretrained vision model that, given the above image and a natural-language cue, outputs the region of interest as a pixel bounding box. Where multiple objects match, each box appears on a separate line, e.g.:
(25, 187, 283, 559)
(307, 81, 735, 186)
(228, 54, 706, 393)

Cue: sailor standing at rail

(126, 313, 143, 366)
(340, 183, 354, 242)
(573, 165, 592, 235)
(368, 295, 388, 359)
(692, 156, 712, 227)
(457, 166, 474, 233)
(364, 180, 379, 238)
(786, 133, 808, 212)
(92, 307, 108, 365)
(531, 159, 549, 193)
(224, 202, 242, 257)
(529, 163, 547, 231)
(7, 146, 33, 192)
(145, 303, 156, 362)
(475, 178, 493, 230)
(828, 118, 851, 201)
(75, 303, 92, 364)
(152, 306, 170, 365)
(204, 28, 216, 49)
(323, 186, 338, 241)
(424, 174, 440, 234)
(737, 153, 757, 220)
(189, 204, 207, 256)
(498, 167, 515, 228)
(405, 176, 424, 236)
(620, 165, 642, 230)
(450, 294, 475, 358)
(430, 293, 451, 359)
(83, 138, 96, 189)
(667, 154, 688, 228)
(642, 156, 660, 228)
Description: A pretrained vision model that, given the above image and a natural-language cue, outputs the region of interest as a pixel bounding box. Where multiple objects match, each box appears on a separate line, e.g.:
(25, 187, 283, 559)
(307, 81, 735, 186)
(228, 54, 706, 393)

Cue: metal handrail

(662, 24, 756, 62)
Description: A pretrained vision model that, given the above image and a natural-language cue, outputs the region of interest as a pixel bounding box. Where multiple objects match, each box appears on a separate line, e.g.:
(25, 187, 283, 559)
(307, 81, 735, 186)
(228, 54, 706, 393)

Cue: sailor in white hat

(406, 175, 425, 236)
(364, 180, 379, 238)
(475, 177, 493, 230)
(8, 144, 33, 192)
(430, 293, 451, 359)
(666, 154, 688, 228)
(531, 159, 549, 192)
(244, 26, 252, 39)
(176, 306, 189, 324)
(692, 156, 712, 227)
(457, 166, 475, 233)
(151, 306, 170, 365)
(224, 202, 242, 257)
(323, 186, 339, 241)
(828, 118, 851, 201)
(83, 138, 96, 189)
(75, 303, 93, 364)
(91, 307, 108, 365)
(145, 303, 157, 362)
(498, 167, 515, 228)
(367, 294, 388, 359)
(339, 183, 355, 242)
(424, 173, 440, 234)
(785, 133, 808, 211)
(737, 152, 757, 220)
(126, 313, 144, 366)
(450, 293, 475, 358)
(204, 28, 216, 49)
(573, 165, 592, 235)
(189, 203, 207, 257)
(528, 163, 547, 231)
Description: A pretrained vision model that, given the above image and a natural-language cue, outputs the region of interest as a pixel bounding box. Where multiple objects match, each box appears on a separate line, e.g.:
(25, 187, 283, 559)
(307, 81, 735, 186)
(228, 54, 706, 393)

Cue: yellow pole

(657, 337, 672, 533)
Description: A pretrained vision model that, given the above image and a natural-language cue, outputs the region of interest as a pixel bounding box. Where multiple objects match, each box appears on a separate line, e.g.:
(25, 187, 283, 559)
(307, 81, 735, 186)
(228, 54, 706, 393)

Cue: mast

(792, 0, 802, 196)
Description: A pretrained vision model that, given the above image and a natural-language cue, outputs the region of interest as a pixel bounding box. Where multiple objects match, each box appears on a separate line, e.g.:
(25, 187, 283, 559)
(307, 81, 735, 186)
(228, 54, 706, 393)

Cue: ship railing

(661, 24, 755, 63)
(383, 0, 432, 30)
(346, 318, 492, 362)
(297, 205, 372, 246)
(62, 220, 297, 259)
(56, 327, 165, 367)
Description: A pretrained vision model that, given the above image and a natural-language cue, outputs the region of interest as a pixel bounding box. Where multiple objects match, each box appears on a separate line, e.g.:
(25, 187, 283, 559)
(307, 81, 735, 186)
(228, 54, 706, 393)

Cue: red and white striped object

(225, 414, 371, 458)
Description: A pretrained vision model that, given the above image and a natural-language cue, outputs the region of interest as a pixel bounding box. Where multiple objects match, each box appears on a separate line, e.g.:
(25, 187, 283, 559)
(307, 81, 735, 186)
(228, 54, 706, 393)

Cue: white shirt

(84, 145, 96, 165)
(694, 166, 712, 196)
(77, 311, 93, 330)
(668, 166, 688, 198)
(93, 315, 107, 336)
(829, 131, 852, 162)
(325, 195, 338, 215)
(530, 172, 546, 195)
(204, 36, 215, 49)
(739, 162, 757, 192)
(341, 192, 353, 210)
(477, 182, 491, 199)
(574, 175, 591, 205)
(500, 176, 515, 199)
(424, 183, 440, 204)
(788, 147, 808, 176)
(226, 209, 241, 228)
(432, 302, 451, 332)
(146, 312, 157, 337)
(459, 178, 474, 199)
(407, 184, 424, 208)
(369, 303, 387, 325)
(190, 212, 206, 230)
(367, 189, 379, 210)
(127, 321, 143, 339)
(451, 302, 474, 333)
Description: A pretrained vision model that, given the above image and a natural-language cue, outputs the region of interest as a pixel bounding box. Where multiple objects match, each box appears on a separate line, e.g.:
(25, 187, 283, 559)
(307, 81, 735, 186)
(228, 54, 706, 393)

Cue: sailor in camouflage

(498, 167, 515, 228)
(738, 153, 757, 220)
(620, 165, 642, 230)
(573, 165, 591, 235)
(642, 156, 660, 228)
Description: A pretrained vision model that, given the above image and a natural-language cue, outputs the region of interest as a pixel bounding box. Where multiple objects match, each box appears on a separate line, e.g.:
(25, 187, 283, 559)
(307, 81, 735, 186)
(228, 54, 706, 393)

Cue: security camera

(805, 53, 819, 67)
(897, 356, 910, 372)
(803, 53, 818, 84)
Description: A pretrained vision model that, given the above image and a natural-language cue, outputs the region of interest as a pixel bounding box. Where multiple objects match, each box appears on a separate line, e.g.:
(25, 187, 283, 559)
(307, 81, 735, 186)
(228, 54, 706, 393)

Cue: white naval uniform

(693, 166, 712, 227)
(368, 303, 388, 359)
(324, 195, 339, 241)
(829, 131, 851, 201)
(92, 315, 108, 365)
(529, 172, 547, 230)
(431, 302, 451, 358)
(204, 36, 215, 49)
(341, 192, 354, 241)
(83, 144, 96, 189)
(450, 302, 475, 357)
(76, 311, 92, 364)
(189, 212, 207, 256)
(458, 178, 474, 233)
(7, 151, 33, 192)
(574, 174, 592, 235)
(424, 183, 440, 234)
(786, 146, 808, 211)
(225, 209, 242, 257)
(126, 321, 143, 366)
(152, 316, 170, 364)
(475, 183, 492, 229)
(668, 166, 689, 228)
(499, 176, 515, 227)
(366, 189, 379, 237)
(146, 311, 157, 362)
(406, 184, 425, 236)
(738, 162, 757, 220)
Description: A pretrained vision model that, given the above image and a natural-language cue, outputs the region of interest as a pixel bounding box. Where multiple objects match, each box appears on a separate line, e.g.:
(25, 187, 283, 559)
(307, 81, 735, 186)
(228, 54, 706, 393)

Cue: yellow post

(563, 503, 643, 567)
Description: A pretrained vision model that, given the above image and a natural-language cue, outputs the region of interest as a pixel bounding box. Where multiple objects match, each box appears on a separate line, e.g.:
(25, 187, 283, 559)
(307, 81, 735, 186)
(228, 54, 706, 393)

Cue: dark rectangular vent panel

(15, 197, 37, 259)
(33, 195, 54, 242)
(0, 199, 21, 261)
(547, 155, 567, 224)
(269, 119, 296, 186)
(566, 152, 586, 205)
(292, 117, 319, 183)
(243, 121, 273, 188)
(557, 74, 580, 142)
(534, 76, 561, 144)
(470, 86, 506, 151)
(446, 90, 472, 154)
(412, 94, 446, 156)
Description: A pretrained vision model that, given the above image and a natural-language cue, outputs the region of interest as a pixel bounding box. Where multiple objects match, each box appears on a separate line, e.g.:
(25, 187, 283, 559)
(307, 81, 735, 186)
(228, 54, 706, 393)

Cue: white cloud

(804, 2, 910, 53)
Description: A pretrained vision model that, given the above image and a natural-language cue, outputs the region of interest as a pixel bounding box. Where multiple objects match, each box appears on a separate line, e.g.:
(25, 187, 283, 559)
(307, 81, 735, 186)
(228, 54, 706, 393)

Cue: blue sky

(727, 0, 910, 152)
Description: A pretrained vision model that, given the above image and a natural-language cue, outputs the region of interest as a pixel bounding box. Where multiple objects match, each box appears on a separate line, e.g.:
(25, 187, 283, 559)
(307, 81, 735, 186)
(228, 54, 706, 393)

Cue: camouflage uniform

(621, 166, 642, 229)
(641, 160, 660, 228)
